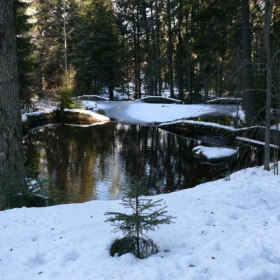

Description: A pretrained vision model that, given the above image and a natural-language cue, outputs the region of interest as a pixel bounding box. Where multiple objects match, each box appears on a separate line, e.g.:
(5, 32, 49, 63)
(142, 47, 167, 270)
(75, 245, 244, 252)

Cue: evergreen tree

(105, 177, 175, 259)
(73, 0, 128, 98)
(16, 0, 39, 112)
(32, 0, 80, 96)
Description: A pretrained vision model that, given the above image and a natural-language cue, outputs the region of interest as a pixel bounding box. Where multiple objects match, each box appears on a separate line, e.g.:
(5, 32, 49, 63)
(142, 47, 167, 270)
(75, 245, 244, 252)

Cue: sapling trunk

(105, 177, 175, 259)
(135, 195, 140, 258)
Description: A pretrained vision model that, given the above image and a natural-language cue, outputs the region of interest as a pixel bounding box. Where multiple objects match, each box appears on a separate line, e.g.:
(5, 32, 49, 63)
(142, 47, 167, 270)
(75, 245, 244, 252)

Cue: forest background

(17, 0, 280, 126)
(0, 0, 277, 210)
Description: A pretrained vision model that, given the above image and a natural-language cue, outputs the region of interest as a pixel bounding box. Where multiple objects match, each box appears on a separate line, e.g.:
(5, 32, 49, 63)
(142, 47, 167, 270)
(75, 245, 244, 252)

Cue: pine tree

(32, 0, 80, 96)
(16, 0, 39, 112)
(105, 177, 175, 259)
(73, 0, 128, 98)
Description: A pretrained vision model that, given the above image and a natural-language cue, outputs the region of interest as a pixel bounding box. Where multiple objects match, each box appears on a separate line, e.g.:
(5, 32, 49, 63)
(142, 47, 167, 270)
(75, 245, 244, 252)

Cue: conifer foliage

(105, 178, 175, 259)
(16, 0, 38, 112)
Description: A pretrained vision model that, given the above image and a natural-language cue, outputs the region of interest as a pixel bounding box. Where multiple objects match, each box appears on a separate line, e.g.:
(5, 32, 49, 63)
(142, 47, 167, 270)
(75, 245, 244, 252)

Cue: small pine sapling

(105, 177, 175, 259)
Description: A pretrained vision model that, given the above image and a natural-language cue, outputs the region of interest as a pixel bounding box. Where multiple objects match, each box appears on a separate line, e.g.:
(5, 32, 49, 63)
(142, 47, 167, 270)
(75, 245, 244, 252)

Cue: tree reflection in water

(23, 123, 234, 203)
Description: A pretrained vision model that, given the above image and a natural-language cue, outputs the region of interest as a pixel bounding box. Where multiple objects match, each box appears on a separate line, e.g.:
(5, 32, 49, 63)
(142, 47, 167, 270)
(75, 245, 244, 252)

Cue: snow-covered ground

(2, 98, 278, 280)
(1, 165, 280, 280)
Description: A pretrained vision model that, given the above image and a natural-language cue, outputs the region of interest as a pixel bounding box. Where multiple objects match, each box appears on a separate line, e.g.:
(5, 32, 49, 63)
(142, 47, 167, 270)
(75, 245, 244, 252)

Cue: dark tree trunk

(133, 8, 141, 99)
(235, 43, 242, 96)
(109, 86, 114, 100)
(241, 0, 255, 124)
(155, 0, 162, 96)
(0, 0, 23, 173)
(218, 56, 224, 97)
(264, 0, 274, 170)
(203, 69, 209, 102)
(133, 13, 139, 99)
(142, 2, 153, 95)
(167, 0, 174, 98)
(151, 1, 157, 96)
(186, 8, 194, 103)
(176, 0, 184, 100)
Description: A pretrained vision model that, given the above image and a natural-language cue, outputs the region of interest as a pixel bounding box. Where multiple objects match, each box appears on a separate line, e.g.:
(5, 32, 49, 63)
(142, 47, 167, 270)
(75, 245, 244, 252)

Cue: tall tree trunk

(133, 13, 139, 99)
(219, 56, 224, 97)
(203, 69, 209, 102)
(63, 0, 68, 90)
(155, 0, 162, 96)
(186, 8, 194, 103)
(150, 2, 157, 95)
(142, 2, 153, 95)
(136, 7, 142, 99)
(109, 86, 114, 100)
(264, 0, 274, 170)
(235, 43, 242, 97)
(241, 0, 255, 124)
(176, 0, 184, 100)
(0, 0, 23, 173)
(167, 0, 174, 98)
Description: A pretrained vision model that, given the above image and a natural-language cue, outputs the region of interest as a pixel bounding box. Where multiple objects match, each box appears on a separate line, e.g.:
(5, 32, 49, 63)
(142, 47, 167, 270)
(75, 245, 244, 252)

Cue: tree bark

(176, 0, 184, 100)
(264, 0, 274, 170)
(132, 8, 141, 99)
(155, 0, 162, 96)
(0, 0, 23, 173)
(167, 0, 174, 98)
(241, 0, 255, 124)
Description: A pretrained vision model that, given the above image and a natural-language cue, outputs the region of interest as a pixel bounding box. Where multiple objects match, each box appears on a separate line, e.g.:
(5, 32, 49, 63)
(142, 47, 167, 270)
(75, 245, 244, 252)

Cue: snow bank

(1, 164, 280, 280)
(193, 145, 237, 160)
(64, 108, 109, 122)
(22, 114, 28, 122)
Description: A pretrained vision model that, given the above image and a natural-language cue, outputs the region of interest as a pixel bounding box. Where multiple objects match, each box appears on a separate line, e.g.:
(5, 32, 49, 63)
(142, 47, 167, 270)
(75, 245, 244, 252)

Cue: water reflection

(24, 123, 234, 203)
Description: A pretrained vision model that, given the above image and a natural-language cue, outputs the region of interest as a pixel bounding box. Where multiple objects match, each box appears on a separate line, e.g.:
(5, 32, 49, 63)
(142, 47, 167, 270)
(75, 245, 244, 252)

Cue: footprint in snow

(31, 235, 39, 242)
(229, 213, 239, 220)
(26, 253, 47, 266)
(63, 249, 80, 262)
(205, 218, 215, 226)
(208, 241, 220, 251)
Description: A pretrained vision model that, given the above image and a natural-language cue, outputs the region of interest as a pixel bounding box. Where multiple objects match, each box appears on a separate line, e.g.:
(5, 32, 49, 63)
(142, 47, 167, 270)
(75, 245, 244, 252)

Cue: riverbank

(22, 108, 110, 134)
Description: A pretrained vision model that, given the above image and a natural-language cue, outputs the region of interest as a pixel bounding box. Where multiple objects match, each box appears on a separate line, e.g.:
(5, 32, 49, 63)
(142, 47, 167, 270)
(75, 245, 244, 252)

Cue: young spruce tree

(105, 177, 175, 259)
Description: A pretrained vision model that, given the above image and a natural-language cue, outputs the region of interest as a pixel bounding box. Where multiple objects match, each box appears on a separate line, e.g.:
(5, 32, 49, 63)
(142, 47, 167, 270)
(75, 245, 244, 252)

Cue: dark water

(23, 123, 237, 203)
